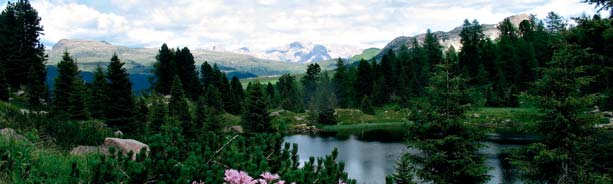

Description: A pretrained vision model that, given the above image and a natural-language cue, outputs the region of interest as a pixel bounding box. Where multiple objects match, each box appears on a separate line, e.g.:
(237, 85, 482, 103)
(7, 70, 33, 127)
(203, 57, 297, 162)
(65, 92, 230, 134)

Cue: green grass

(322, 122, 408, 133)
(466, 107, 541, 134)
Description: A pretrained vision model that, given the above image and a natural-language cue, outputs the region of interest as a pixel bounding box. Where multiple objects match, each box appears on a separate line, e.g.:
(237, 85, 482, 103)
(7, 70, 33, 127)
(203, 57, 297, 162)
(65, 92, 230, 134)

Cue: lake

(283, 134, 524, 184)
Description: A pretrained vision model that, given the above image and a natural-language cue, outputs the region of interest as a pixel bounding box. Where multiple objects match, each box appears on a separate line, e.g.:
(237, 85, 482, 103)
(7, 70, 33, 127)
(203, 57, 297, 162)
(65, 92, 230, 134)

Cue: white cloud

(25, 0, 603, 50)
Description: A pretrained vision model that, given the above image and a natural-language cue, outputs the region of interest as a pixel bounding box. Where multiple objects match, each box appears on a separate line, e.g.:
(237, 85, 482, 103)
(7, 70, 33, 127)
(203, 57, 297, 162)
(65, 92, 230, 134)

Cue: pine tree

(106, 54, 136, 133)
(88, 66, 108, 119)
(355, 59, 373, 100)
(393, 154, 416, 184)
(174, 47, 202, 99)
(459, 19, 485, 83)
(202, 88, 224, 132)
(423, 29, 443, 67)
(332, 58, 350, 108)
(135, 97, 149, 126)
(169, 75, 192, 134)
(277, 74, 303, 112)
(265, 82, 277, 107)
(301, 63, 321, 105)
(510, 44, 603, 183)
(379, 52, 394, 103)
(148, 96, 167, 134)
(582, 0, 613, 15)
(0, 0, 46, 90)
(228, 76, 244, 114)
(404, 54, 489, 183)
(200, 61, 214, 91)
(194, 96, 208, 131)
(205, 84, 224, 113)
(316, 72, 337, 125)
(242, 82, 272, 133)
(154, 43, 175, 94)
(53, 51, 86, 120)
(545, 12, 567, 33)
(25, 64, 47, 109)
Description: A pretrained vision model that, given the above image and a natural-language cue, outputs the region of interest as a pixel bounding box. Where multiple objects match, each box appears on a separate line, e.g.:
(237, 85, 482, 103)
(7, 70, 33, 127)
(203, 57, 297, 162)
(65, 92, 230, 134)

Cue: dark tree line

(0, 0, 47, 107)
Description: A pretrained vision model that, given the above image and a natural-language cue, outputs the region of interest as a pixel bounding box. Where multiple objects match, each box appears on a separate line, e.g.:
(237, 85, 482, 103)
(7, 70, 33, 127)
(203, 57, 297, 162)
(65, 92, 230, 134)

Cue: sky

(0, 0, 606, 50)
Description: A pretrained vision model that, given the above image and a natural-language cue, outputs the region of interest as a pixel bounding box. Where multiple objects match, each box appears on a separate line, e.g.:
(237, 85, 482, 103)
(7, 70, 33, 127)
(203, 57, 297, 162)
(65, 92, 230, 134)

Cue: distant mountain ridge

(232, 41, 363, 63)
(47, 39, 308, 76)
(376, 14, 530, 59)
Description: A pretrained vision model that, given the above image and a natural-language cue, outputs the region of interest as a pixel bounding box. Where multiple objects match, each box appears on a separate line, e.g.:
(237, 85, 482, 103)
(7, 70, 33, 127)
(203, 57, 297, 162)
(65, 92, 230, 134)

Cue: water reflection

(283, 134, 521, 184)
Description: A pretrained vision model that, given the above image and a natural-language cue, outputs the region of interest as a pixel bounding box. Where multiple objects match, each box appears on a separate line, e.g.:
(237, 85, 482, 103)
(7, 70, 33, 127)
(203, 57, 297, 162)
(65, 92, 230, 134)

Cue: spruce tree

(135, 97, 149, 126)
(153, 43, 174, 94)
(301, 63, 321, 105)
(545, 12, 567, 33)
(53, 51, 86, 120)
(403, 52, 489, 183)
(316, 72, 337, 125)
(242, 82, 272, 133)
(194, 96, 208, 131)
(355, 59, 373, 100)
(169, 75, 192, 133)
(0, 0, 46, 89)
(265, 82, 277, 107)
(200, 61, 214, 91)
(88, 66, 108, 119)
(379, 52, 394, 103)
(106, 54, 136, 133)
(148, 96, 167, 134)
(227, 76, 244, 114)
(459, 19, 485, 82)
(25, 64, 47, 109)
(277, 74, 303, 112)
(174, 47, 202, 99)
(70, 76, 89, 120)
(205, 84, 224, 113)
(202, 86, 224, 132)
(423, 29, 443, 67)
(582, 0, 613, 15)
(332, 58, 350, 108)
(510, 44, 603, 183)
(393, 154, 416, 184)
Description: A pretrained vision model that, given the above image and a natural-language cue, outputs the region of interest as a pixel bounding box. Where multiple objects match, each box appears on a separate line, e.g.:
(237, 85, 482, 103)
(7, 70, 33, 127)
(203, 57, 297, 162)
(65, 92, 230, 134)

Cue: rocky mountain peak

(376, 14, 530, 59)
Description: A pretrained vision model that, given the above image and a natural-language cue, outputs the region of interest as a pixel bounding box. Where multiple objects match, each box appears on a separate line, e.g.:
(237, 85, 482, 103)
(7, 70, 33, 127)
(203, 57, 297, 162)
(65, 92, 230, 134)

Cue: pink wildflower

(260, 172, 280, 181)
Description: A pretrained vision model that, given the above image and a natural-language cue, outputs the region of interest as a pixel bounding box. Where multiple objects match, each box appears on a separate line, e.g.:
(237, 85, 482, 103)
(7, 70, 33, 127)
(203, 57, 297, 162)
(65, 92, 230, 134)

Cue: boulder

(70, 146, 106, 155)
(103, 138, 149, 159)
(113, 130, 124, 137)
(223, 125, 244, 133)
(0, 128, 28, 142)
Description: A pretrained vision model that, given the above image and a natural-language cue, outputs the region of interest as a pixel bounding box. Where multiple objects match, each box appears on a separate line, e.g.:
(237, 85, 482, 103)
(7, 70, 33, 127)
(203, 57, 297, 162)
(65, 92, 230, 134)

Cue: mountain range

(375, 14, 530, 59)
(47, 39, 309, 76)
(231, 41, 363, 63)
(46, 14, 530, 79)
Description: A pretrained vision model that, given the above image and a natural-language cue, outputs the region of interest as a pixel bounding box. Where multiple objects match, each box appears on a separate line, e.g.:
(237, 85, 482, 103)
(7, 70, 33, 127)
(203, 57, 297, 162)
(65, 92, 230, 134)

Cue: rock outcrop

(70, 137, 149, 160)
(103, 138, 149, 157)
(0, 128, 28, 142)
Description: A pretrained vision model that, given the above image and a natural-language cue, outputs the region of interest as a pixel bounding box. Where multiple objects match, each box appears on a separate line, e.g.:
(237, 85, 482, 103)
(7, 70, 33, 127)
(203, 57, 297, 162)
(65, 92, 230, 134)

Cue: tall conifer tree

(154, 43, 174, 94)
(106, 54, 136, 133)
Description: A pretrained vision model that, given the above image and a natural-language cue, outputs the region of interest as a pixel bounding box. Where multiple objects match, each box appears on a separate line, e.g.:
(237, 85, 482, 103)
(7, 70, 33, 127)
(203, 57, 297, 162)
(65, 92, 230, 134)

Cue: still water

(283, 134, 522, 184)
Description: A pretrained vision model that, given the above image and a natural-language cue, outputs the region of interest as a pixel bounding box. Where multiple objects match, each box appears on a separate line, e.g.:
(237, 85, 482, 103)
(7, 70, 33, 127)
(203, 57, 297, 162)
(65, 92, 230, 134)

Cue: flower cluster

(193, 169, 348, 184)
(223, 169, 287, 184)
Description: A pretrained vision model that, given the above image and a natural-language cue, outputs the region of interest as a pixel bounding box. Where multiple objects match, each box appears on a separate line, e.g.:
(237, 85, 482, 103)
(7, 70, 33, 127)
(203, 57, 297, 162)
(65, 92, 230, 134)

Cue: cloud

(25, 0, 603, 50)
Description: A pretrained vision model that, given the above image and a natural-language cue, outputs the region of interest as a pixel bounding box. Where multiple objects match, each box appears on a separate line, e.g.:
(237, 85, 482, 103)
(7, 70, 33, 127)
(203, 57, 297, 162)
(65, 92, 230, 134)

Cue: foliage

(105, 54, 137, 134)
(402, 52, 490, 184)
(243, 82, 273, 133)
(509, 43, 610, 183)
